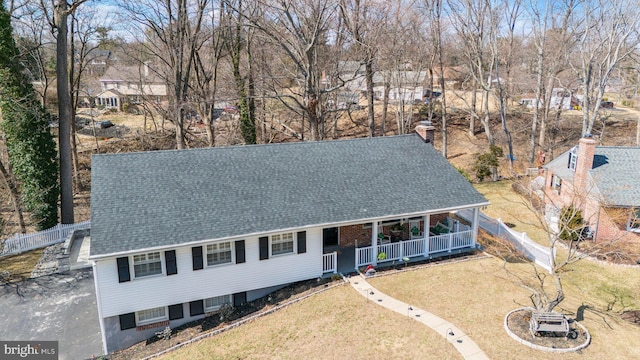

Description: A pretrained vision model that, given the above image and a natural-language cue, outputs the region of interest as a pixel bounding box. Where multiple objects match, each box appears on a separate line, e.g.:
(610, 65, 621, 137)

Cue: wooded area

(1, 0, 639, 231)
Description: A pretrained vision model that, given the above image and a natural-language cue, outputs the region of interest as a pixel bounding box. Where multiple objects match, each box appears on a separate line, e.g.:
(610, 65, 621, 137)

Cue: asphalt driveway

(0, 269, 103, 360)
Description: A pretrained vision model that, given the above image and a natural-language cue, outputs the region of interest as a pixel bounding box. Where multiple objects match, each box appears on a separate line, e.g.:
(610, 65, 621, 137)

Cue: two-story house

(543, 135, 640, 242)
(95, 63, 167, 110)
(89, 124, 489, 353)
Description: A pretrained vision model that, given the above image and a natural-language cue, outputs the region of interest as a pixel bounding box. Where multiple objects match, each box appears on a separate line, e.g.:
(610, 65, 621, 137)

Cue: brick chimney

(573, 134, 596, 196)
(415, 120, 435, 144)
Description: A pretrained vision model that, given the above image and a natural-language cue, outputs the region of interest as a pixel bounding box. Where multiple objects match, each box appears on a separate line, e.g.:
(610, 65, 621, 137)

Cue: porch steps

(348, 275, 489, 360)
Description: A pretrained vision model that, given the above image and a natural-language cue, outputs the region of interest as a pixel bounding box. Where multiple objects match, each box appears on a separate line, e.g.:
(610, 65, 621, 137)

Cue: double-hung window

(272, 232, 294, 256)
(133, 252, 162, 278)
(204, 295, 232, 312)
(136, 306, 167, 326)
(568, 147, 578, 171)
(206, 242, 232, 266)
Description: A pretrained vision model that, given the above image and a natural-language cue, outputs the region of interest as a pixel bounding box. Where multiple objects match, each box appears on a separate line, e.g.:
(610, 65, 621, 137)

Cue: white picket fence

(457, 209, 554, 273)
(0, 221, 91, 257)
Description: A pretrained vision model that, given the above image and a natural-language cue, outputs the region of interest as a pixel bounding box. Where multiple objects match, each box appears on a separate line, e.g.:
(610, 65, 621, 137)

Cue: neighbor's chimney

(574, 134, 596, 195)
(415, 120, 435, 145)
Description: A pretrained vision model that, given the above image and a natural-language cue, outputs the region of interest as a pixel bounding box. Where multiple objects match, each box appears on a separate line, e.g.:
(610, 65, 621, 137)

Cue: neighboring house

(95, 64, 168, 110)
(519, 88, 581, 110)
(89, 125, 488, 353)
(543, 135, 640, 243)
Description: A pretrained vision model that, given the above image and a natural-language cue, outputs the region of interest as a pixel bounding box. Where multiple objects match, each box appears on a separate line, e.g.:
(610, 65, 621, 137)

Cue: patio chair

(378, 235, 391, 245)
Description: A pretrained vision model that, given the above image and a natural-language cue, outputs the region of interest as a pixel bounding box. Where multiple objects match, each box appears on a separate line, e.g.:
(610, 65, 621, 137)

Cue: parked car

(600, 101, 614, 109)
(99, 120, 114, 129)
(223, 105, 238, 114)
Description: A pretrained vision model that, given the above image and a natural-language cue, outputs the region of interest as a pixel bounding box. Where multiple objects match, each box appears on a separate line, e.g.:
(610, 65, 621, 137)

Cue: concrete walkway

(348, 275, 489, 360)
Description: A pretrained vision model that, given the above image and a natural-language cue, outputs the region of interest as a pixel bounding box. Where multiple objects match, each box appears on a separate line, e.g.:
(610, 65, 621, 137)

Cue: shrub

(559, 206, 588, 242)
(473, 145, 503, 182)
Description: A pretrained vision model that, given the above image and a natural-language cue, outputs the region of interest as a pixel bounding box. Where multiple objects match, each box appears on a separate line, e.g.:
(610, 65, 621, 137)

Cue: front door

(323, 227, 339, 248)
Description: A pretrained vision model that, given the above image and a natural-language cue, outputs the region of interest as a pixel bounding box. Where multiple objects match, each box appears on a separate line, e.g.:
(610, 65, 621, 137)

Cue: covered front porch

(320, 207, 481, 274)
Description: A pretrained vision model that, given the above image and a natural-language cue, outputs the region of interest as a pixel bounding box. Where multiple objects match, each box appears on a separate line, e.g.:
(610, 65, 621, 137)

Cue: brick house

(543, 135, 640, 242)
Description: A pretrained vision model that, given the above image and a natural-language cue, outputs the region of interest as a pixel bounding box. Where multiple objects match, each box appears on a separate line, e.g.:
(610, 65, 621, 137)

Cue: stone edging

(503, 307, 591, 353)
(140, 279, 348, 360)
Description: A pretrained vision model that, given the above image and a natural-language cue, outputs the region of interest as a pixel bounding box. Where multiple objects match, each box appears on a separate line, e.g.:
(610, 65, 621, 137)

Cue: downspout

(93, 261, 108, 355)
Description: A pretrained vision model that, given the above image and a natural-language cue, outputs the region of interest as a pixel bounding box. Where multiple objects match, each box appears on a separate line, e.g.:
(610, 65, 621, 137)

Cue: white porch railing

(0, 221, 91, 257)
(322, 252, 337, 274)
(355, 230, 474, 268)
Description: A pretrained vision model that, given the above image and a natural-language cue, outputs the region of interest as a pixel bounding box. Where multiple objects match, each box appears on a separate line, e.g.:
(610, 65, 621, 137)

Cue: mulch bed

(109, 277, 340, 360)
(506, 309, 588, 350)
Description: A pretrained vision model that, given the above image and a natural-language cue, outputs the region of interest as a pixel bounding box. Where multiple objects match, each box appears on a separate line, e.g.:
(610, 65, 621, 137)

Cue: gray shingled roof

(545, 146, 640, 207)
(90, 135, 488, 257)
(589, 147, 640, 206)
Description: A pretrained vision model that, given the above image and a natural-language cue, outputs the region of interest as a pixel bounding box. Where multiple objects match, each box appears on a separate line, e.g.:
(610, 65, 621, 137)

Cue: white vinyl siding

(204, 295, 232, 312)
(206, 242, 232, 266)
(136, 306, 167, 325)
(271, 233, 294, 256)
(95, 228, 323, 318)
(133, 252, 162, 278)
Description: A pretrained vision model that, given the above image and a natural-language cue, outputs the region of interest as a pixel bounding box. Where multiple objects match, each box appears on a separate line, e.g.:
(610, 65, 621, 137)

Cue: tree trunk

(382, 82, 390, 136)
(365, 59, 375, 137)
(529, 47, 544, 164)
(0, 159, 25, 233)
(470, 78, 477, 135)
(55, 1, 74, 224)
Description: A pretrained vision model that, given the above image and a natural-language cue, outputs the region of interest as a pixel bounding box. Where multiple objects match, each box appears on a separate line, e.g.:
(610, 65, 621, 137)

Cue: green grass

(157, 180, 640, 359)
(474, 180, 550, 245)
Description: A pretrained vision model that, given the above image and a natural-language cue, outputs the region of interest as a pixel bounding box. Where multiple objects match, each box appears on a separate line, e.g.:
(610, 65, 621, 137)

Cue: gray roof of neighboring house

(90, 135, 488, 257)
(545, 146, 640, 207)
(100, 64, 164, 84)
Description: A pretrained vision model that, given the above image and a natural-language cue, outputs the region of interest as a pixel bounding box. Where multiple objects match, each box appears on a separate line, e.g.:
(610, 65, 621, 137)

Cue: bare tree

(447, 0, 496, 145)
(570, 0, 640, 136)
(120, 0, 210, 149)
(39, 0, 89, 224)
(240, 0, 339, 141)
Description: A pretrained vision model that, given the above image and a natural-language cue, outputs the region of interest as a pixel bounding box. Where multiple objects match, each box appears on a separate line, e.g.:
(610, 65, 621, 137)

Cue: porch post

(372, 221, 378, 266)
(423, 214, 430, 257)
(472, 207, 480, 248)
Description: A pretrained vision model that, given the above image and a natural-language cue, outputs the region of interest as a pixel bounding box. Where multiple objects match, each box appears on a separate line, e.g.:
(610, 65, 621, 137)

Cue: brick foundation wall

(595, 209, 640, 243)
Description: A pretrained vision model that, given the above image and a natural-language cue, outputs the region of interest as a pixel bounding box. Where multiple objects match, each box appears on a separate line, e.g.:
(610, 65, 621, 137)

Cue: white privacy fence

(457, 209, 554, 273)
(0, 221, 91, 257)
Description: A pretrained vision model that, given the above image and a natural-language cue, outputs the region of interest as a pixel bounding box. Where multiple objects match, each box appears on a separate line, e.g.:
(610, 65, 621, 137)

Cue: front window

(136, 306, 167, 325)
(206, 242, 232, 266)
(204, 295, 232, 312)
(272, 232, 294, 256)
(628, 208, 640, 232)
(133, 252, 162, 277)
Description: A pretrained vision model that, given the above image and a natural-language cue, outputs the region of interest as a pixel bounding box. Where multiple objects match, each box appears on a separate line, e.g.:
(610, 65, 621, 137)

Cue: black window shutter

(235, 240, 245, 264)
(119, 313, 136, 330)
(116, 257, 130, 283)
(189, 300, 204, 316)
(297, 231, 307, 254)
(192, 246, 203, 270)
(165, 250, 177, 275)
(259, 236, 269, 260)
(233, 292, 247, 307)
(168, 304, 184, 320)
